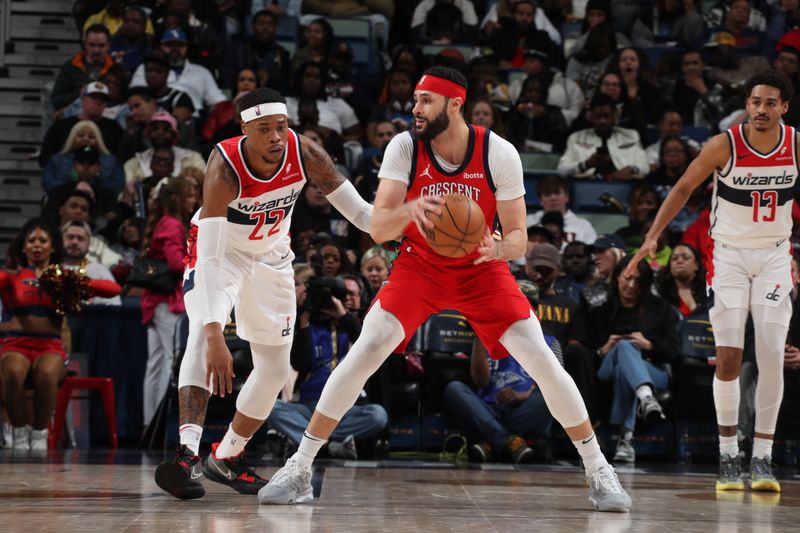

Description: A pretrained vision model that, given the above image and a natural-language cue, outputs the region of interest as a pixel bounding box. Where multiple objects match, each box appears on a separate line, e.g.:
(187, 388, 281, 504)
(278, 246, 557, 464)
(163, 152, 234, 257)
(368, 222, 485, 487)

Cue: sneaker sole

(751, 479, 781, 492)
(155, 463, 206, 500)
(589, 496, 631, 513)
(715, 480, 745, 491)
(258, 484, 313, 505)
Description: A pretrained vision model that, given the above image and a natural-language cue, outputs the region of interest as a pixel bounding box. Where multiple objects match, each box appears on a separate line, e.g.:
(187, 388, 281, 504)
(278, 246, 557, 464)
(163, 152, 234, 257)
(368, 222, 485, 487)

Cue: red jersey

(404, 125, 496, 266)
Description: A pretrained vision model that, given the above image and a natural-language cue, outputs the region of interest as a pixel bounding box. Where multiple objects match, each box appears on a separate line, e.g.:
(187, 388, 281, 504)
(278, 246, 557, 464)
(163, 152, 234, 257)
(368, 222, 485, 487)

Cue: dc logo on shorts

(281, 316, 292, 337)
(766, 284, 781, 302)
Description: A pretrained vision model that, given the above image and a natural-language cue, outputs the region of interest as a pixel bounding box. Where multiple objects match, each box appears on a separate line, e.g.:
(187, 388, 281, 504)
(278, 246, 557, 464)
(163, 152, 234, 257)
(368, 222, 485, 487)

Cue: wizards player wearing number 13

(155, 88, 372, 499)
(627, 72, 798, 493)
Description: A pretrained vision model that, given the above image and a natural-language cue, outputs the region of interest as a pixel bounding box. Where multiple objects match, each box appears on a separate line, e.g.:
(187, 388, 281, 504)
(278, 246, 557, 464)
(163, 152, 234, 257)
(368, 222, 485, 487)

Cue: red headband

(415, 74, 466, 101)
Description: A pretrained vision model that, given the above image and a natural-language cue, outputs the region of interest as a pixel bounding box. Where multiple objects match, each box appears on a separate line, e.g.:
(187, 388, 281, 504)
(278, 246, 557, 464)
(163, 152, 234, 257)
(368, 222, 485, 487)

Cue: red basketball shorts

(374, 250, 533, 359)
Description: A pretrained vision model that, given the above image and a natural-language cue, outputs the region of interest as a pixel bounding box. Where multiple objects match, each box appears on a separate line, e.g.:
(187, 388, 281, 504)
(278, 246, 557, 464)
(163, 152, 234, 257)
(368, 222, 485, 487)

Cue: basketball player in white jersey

(154, 88, 373, 499)
(627, 72, 795, 493)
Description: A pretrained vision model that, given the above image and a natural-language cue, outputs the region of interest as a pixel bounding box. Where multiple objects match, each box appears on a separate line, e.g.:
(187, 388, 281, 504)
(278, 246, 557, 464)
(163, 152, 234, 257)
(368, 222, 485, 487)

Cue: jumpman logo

(420, 164, 433, 180)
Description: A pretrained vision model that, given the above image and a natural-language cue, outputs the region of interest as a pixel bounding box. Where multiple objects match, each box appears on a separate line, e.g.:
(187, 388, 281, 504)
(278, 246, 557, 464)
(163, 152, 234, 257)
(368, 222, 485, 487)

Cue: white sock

(295, 430, 327, 467)
(719, 435, 738, 458)
(179, 423, 203, 456)
(215, 424, 251, 459)
(752, 437, 773, 460)
(573, 432, 608, 475)
(635, 385, 654, 401)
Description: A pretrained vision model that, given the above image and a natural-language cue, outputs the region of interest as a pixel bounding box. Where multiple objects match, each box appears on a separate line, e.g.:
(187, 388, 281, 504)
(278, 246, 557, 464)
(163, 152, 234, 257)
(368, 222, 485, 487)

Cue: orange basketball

(423, 194, 486, 258)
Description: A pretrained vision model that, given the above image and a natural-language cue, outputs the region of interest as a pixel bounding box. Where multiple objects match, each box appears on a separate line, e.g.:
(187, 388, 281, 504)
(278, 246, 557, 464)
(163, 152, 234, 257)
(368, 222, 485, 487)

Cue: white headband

(240, 102, 288, 122)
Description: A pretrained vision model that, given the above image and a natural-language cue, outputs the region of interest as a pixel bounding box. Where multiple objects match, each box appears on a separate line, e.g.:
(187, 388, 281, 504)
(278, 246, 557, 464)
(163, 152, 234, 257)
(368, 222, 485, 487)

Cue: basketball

(423, 194, 486, 258)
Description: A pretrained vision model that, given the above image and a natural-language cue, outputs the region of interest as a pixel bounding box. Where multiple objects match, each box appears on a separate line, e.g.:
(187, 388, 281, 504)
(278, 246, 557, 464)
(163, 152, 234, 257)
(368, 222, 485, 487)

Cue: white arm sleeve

(194, 217, 229, 326)
(325, 179, 373, 233)
(488, 133, 526, 201)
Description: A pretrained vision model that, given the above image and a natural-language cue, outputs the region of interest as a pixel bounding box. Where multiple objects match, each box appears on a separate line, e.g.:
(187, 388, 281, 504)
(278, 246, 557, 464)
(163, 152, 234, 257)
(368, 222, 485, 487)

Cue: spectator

(581, 233, 627, 310)
(645, 110, 701, 168)
(566, 21, 618, 99)
(646, 134, 694, 199)
(481, 0, 562, 45)
(540, 211, 566, 250)
(554, 241, 594, 303)
(773, 47, 800, 126)
(630, 0, 704, 49)
(567, 0, 630, 58)
(767, 0, 800, 53)
(607, 47, 664, 134)
(51, 24, 114, 111)
(317, 242, 354, 277)
(615, 184, 660, 248)
(251, 0, 302, 19)
(466, 97, 508, 139)
(706, 0, 766, 56)
(109, 216, 144, 283)
(291, 180, 361, 254)
(372, 69, 416, 133)
(42, 120, 123, 196)
(142, 50, 195, 123)
(61, 220, 122, 306)
(526, 176, 598, 245)
(326, 42, 375, 126)
(655, 243, 708, 317)
(671, 51, 723, 130)
(202, 70, 254, 145)
(467, 55, 512, 110)
(705, 31, 770, 91)
(0, 218, 120, 450)
(557, 94, 649, 180)
(140, 177, 195, 427)
(83, 0, 155, 37)
(130, 29, 226, 115)
(118, 87, 159, 163)
(290, 18, 335, 77)
(287, 62, 362, 141)
(355, 139, 390, 204)
(490, 0, 560, 69)
(389, 44, 428, 82)
(223, 9, 291, 94)
(444, 280, 558, 464)
(411, 0, 479, 45)
(508, 46, 585, 126)
(123, 111, 205, 187)
(506, 74, 569, 152)
(299, 126, 350, 179)
(268, 274, 388, 459)
(301, 0, 394, 49)
(40, 82, 123, 169)
(109, 6, 153, 74)
(365, 119, 398, 151)
(586, 256, 677, 463)
(152, 0, 223, 73)
(359, 247, 392, 299)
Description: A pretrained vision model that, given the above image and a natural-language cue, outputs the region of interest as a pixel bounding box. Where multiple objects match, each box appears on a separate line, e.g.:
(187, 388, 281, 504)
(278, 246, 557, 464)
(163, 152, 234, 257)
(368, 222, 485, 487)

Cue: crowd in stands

(2, 0, 800, 460)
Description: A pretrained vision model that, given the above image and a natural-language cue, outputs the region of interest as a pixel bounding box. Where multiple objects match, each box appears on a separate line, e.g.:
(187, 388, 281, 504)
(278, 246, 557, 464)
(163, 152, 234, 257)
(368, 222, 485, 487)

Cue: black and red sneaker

(155, 445, 206, 500)
(203, 442, 269, 494)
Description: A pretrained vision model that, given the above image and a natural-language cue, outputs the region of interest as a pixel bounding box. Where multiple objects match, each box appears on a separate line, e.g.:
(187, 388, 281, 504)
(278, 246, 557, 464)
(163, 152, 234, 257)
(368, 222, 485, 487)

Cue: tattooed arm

(299, 134, 373, 233)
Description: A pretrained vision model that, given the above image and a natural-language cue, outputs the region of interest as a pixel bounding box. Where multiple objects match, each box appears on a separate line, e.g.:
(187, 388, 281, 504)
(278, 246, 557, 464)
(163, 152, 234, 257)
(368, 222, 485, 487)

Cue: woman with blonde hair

(42, 120, 123, 196)
(140, 177, 197, 427)
(360, 247, 392, 298)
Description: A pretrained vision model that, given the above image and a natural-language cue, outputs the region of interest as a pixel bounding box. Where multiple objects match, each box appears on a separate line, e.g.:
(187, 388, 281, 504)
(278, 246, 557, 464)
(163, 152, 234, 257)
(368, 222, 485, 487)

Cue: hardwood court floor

(0, 450, 798, 532)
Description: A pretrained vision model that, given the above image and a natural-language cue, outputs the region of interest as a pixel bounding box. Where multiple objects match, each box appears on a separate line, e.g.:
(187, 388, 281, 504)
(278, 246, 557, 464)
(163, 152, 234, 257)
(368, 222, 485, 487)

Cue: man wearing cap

(52, 24, 115, 111)
(222, 9, 291, 94)
(261, 66, 631, 512)
(581, 234, 627, 310)
(705, 31, 769, 90)
(130, 29, 226, 114)
(40, 82, 123, 168)
(154, 88, 374, 501)
(123, 111, 205, 186)
(489, 0, 560, 69)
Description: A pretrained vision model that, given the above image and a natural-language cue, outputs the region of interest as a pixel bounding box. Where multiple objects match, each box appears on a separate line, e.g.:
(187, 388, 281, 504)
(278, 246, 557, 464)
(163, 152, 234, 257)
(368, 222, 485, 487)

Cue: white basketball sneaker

(258, 456, 313, 505)
(587, 464, 632, 512)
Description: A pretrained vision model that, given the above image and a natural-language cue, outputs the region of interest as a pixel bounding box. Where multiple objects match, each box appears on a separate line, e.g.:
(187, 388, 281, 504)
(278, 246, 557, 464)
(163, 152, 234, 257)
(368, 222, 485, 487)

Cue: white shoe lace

(271, 459, 311, 488)
(590, 465, 625, 495)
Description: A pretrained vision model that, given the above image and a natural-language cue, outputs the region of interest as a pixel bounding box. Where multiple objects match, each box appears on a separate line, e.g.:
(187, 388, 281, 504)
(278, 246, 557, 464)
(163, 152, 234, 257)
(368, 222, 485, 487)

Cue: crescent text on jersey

(420, 182, 481, 201)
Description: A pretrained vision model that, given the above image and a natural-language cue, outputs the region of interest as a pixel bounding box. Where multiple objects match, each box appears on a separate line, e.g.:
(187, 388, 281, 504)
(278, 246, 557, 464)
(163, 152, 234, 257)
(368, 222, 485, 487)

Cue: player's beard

(417, 105, 450, 142)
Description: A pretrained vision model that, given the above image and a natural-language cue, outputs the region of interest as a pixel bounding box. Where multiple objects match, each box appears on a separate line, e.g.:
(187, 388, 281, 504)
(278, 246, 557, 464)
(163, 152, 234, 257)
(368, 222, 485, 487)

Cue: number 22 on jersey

(249, 210, 285, 240)
(751, 190, 777, 222)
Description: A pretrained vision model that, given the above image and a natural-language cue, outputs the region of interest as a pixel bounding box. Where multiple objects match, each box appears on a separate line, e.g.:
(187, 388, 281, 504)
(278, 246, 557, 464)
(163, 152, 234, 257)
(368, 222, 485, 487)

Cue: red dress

(0, 268, 121, 361)
(374, 126, 532, 359)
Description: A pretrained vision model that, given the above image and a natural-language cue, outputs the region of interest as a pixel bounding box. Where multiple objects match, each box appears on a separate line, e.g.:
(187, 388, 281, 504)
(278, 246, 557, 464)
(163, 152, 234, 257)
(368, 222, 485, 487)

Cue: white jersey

(710, 123, 798, 248)
(189, 130, 308, 261)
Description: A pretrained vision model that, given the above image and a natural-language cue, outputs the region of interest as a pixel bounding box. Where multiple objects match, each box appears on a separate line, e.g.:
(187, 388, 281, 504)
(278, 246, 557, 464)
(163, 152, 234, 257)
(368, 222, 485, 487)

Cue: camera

(599, 192, 625, 213)
(305, 276, 348, 313)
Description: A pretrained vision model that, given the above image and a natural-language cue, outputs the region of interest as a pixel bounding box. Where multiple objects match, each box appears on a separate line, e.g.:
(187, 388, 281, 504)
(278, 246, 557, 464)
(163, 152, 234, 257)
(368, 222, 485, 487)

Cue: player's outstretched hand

(624, 236, 657, 278)
(206, 336, 236, 397)
(411, 195, 444, 236)
(474, 228, 500, 265)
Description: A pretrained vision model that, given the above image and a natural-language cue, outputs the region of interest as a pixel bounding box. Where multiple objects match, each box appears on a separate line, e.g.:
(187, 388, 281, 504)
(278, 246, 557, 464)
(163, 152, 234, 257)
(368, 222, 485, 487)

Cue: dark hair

(60, 189, 95, 211)
(421, 65, 468, 90)
(607, 47, 659, 93)
(127, 86, 155, 101)
(563, 240, 589, 255)
(609, 254, 654, 307)
(541, 210, 565, 231)
(84, 23, 111, 40)
(658, 133, 691, 164)
(536, 175, 569, 195)
(778, 45, 800, 61)
(589, 92, 617, 110)
(236, 88, 287, 114)
(656, 243, 707, 310)
(745, 71, 795, 102)
(7, 217, 64, 269)
(305, 18, 335, 52)
(252, 8, 278, 24)
(291, 61, 328, 99)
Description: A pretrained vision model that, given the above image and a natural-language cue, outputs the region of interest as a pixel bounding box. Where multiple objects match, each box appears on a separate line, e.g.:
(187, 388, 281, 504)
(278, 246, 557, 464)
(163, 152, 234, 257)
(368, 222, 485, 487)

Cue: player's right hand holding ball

(410, 195, 444, 237)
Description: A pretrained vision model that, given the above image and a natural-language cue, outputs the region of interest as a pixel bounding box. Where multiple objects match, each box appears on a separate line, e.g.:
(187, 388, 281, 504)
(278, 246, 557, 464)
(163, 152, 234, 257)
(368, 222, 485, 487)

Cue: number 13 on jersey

(750, 191, 777, 222)
(249, 209, 285, 240)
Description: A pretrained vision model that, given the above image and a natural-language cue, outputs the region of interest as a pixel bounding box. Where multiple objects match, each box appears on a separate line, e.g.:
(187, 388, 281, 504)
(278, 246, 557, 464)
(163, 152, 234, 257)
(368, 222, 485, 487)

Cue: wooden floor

(0, 450, 798, 532)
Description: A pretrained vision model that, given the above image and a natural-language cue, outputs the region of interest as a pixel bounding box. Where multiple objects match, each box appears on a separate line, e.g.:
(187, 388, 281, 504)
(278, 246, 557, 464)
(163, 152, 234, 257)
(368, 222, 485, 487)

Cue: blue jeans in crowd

(267, 400, 388, 445)
(597, 340, 669, 432)
(443, 381, 554, 452)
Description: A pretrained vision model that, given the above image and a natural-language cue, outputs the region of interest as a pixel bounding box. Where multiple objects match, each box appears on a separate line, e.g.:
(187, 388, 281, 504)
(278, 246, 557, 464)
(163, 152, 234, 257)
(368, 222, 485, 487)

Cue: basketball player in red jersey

(260, 66, 631, 512)
(627, 72, 796, 493)
(154, 88, 373, 499)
